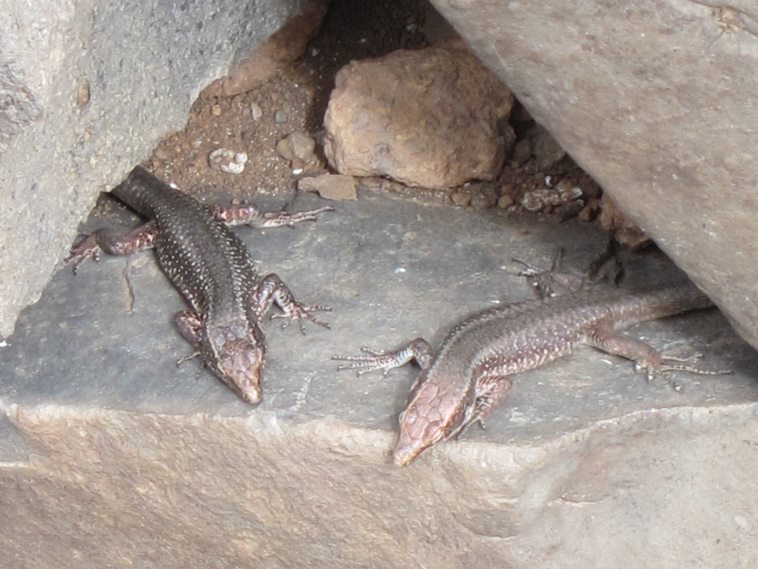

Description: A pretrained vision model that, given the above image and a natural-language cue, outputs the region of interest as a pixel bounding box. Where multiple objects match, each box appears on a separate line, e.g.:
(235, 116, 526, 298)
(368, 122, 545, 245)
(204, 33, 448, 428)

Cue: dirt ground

(137, 0, 610, 235)
(145, 0, 428, 201)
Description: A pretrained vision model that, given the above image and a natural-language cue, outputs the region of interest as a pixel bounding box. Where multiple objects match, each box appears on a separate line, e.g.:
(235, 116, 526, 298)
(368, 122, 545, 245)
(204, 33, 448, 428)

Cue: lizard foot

(261, 206, 334, 228)
(333, 338, 434, 377)
(63, 234, 102, 273)
(512, 249, 585, 298)
(214, 203, 333, 227)
(271, 302, 331, 333)
(176, 351, 201, 366)
(332, 346, 404, 376)
(635, 352, 732, 392)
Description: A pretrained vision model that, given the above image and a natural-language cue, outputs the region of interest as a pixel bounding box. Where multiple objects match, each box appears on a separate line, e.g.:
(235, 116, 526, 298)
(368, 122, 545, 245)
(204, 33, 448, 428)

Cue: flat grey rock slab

(1, 188, 756, 568)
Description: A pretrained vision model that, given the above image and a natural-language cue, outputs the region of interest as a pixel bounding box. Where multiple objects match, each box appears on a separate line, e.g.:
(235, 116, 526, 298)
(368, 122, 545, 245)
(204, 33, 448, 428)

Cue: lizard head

(393, 375, 472, 467)
(205, 322, 266, 404)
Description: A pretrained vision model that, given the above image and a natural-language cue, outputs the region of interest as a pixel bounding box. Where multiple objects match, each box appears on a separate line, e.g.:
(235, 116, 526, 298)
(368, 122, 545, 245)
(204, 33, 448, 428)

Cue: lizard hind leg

(587, 321, 731, 391)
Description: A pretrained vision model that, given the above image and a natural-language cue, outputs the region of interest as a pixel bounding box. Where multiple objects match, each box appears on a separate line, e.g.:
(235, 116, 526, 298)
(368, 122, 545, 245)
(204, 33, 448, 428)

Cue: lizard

(65, 166, 332, 404)
(334, 263, 729, 466)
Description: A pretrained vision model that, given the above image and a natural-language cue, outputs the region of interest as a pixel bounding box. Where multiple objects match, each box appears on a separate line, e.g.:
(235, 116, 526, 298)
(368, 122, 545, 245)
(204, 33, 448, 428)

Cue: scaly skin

(66, 166, 331, 403)
(336, 282, 727, 466)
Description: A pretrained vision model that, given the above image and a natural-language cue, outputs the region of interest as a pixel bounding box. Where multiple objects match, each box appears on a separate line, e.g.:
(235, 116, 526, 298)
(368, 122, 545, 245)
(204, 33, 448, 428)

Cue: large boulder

(429, 0, 758, 350)
(324, 48, 515, 189)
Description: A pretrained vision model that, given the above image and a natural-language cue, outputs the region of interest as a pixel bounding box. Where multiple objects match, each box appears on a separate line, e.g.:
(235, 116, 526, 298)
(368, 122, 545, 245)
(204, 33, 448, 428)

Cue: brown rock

(428, 0, 758, 351)
(450, 187, 472, 207)
(497, 194, 515, 209)
(599, 193, 651, 249)
(323, 48, 515, 189)
(578, 197, 601, 222)
(298, 174, 357, 201)
(511, 138, 533, 165)
(529, 124, 566, 170)
(468, 182, 499, 210)
(276, 131, 317, 162)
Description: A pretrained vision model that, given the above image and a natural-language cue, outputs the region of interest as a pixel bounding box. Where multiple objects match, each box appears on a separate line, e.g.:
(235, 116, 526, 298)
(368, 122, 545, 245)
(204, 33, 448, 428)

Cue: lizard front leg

(174, 310, 203, 364)
(446, 374, 514, 440)
(253, 273, 331, 332)
(64, 222, 158, 272)
(212, 203, 333, 228)
(513, 238, 624, 299)
(512, 248, 586, 299)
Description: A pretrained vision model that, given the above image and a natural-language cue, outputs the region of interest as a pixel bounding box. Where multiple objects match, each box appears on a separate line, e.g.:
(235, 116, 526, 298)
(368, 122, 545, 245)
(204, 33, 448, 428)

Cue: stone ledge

(1, 188, 755, 567)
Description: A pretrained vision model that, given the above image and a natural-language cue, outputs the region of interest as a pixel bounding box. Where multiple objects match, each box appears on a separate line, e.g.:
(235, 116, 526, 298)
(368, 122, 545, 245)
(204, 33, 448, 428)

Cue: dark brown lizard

(66, 166, 331, 404)
(335, 277, 728, 466)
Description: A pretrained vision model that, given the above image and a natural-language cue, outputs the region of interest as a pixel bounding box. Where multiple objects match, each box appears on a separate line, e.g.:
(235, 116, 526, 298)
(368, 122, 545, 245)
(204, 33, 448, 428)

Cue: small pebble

(211, 104, 222, 117)
(531, 124, 567, 169)
(469, 183, 499, 210)
(274, 110, 288, 124)
(298, 174, 357, 201)
(208, 148, 248, 175)
(153, 147, 171, 161)
(578, 197, 601, 222)
(511, 139, 532, 165)
(76, 79, 91, 108)
(521, 184, 583, 212)
(498, 194, 514, 209)
(276, 131, 316, 162)
(250, 102, 263, 121)
(450, 189, 472, 207)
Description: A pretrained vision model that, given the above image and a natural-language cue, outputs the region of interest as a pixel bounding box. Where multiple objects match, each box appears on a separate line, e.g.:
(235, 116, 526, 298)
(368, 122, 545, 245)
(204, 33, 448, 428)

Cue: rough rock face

(429, 0, 758, 350)
(1, 191, 756, 568)
(323, 48, 515, 189)
(205, 0, 328, 97)
(0, 0, 305, 338)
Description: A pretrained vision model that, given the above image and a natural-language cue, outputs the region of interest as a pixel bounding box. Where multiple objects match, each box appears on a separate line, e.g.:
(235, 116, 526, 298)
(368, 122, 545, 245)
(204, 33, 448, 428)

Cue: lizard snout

(213, 338, 265, 404)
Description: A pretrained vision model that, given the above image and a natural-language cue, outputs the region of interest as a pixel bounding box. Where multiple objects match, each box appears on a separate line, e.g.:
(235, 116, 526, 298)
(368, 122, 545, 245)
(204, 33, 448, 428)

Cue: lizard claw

(512, 249, 586, 298)
(63, 234, 102, 273)
(176, 351, 201, 366)
(261, 207, 334, 228)
(272, 303, 331, 333)
(334, 338, 433, 378)
(359, 346, 388, 356)
(635, 351, 731, 392)
(660, 351, 704, 363)
(332, 353, 397, 376)
(332, 346, 410, 377)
